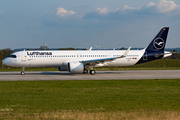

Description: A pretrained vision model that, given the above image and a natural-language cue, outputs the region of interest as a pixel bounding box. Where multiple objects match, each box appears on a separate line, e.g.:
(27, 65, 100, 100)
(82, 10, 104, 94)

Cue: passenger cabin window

(9, 55, 17, 58)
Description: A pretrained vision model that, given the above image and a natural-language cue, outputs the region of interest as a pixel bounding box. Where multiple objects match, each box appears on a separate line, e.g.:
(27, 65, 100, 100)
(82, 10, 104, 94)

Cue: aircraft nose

(2, 58, 8, 66)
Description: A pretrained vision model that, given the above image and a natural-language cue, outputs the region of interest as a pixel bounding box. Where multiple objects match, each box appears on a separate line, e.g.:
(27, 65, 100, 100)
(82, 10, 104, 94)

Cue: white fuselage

(3, 49, 146, 68)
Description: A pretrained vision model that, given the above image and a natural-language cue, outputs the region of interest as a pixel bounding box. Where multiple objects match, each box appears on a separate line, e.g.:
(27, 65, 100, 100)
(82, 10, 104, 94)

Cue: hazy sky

(0, 0, 180, 49)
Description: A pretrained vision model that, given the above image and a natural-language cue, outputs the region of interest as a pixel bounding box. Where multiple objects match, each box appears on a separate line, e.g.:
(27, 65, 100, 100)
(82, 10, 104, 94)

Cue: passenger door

(21, 52, 26, 62)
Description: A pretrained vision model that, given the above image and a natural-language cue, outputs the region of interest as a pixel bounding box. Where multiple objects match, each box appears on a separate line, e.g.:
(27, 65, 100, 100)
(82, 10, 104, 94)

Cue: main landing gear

(21, 67, 25, 75)
(83, 69, 88, 74)
(89, 70, 96, 75)
(83, 68, 96, 75)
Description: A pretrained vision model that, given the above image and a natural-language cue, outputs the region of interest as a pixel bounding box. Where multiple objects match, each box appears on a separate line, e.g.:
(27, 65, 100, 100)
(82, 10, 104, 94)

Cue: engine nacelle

(68, 61, 84, 73)
(58, 66, 68, 71)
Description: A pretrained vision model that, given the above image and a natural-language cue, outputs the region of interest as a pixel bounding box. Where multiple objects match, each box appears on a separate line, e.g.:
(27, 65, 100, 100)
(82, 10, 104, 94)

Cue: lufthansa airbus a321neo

(3, 27, 172, 75)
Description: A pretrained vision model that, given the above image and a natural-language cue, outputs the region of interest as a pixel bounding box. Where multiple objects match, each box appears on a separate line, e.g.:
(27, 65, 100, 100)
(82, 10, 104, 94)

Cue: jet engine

(68, 61, 84, 73)
(58, 66, 68, 71)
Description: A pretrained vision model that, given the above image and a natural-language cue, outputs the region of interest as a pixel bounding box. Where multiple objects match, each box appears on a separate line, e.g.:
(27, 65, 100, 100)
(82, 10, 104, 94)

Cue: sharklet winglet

(118, 46, 131, 58)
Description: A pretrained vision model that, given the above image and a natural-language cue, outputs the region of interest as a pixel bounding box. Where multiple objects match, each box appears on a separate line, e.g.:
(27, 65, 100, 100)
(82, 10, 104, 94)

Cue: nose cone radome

(2, 58, 9, 66)
(2, 59, 6, 65)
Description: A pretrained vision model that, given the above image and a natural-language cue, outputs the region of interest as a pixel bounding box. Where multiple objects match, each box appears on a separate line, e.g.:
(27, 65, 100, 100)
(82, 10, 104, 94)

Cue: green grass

(1, 80, 180, 112)
(1, 79, 180, 119)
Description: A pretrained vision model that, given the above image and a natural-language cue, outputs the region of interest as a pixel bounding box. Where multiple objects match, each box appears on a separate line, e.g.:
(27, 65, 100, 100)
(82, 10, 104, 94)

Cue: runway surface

(0, 70, 180, 81)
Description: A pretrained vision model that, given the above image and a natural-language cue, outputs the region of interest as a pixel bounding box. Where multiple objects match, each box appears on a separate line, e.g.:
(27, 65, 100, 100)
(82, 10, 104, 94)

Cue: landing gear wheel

(21, 67, 25, 75)
(90, 70, 96, 75)
(21, 71, 25, 75)
(83, 69, 88, 74)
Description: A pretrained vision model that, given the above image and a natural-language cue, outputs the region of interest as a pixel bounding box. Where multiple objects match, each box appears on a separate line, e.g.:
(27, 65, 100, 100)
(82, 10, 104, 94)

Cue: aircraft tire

(21, 71, 25, 75)
(90, 70, 96, 75)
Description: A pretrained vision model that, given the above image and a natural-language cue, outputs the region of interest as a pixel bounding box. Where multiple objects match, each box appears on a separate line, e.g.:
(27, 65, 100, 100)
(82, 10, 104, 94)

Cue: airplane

(2, 27, 172, 75)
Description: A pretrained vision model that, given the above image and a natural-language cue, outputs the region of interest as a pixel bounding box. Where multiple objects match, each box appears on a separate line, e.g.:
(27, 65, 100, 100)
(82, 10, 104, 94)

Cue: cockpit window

(9, 55, 17, 58)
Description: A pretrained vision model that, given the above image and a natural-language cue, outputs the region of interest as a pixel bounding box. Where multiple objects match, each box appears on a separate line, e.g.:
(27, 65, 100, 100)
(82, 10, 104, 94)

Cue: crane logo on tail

(153, 37, 164, 49)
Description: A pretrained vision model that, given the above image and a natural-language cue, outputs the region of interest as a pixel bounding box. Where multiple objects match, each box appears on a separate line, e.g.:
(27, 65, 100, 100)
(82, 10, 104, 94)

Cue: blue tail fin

(146, 27, 169, 52)
(136, 27, 169, 65)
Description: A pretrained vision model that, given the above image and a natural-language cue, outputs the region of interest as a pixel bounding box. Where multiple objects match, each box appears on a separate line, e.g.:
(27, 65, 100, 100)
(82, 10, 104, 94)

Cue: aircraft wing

(80, 47, 131, 66)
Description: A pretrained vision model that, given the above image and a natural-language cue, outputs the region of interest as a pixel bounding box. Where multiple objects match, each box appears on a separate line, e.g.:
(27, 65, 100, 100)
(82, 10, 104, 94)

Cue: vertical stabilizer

(146, 27, 169, 52)
(136, 27, 169, 65)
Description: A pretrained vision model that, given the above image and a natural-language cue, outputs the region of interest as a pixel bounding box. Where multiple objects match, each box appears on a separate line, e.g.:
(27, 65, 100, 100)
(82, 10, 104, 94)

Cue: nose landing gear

(21, 67, 25, 75)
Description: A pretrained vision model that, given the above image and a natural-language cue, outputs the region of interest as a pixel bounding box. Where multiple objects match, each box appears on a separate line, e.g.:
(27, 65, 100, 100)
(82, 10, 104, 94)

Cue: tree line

(170, 50, 180, 59)
(0, 48, 13, 60)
